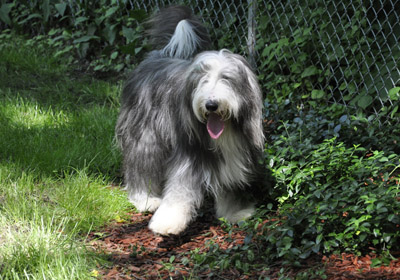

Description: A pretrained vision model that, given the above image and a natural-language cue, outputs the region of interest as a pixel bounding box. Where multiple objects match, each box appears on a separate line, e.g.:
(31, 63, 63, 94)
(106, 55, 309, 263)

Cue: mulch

(88, 211, 400, 280)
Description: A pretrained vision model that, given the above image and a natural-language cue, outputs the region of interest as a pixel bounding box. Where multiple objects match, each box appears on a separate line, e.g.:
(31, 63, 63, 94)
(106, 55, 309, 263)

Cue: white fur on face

(191, 52, 240, 123)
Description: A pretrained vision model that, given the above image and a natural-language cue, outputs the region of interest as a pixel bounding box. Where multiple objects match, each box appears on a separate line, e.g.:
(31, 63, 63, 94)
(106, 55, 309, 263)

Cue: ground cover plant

(1, 1, 400, 279)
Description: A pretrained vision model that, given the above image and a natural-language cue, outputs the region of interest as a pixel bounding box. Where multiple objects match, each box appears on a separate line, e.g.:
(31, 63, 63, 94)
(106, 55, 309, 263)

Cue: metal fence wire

(4, 0, 397, 119)
(125, 0, 400, 121)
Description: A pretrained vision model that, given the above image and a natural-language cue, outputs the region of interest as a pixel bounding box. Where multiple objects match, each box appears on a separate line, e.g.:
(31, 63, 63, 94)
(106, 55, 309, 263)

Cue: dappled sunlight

(0, 93, 120, 176)
(1, 97, 71, 129)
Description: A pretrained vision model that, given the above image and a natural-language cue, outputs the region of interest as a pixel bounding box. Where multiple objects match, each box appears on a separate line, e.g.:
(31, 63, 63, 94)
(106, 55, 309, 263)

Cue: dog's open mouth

(206, 112, 225, 139)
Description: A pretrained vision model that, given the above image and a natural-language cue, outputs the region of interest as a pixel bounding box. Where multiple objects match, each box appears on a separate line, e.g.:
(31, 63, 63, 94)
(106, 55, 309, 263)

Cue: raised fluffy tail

(147, 6, 211, 59)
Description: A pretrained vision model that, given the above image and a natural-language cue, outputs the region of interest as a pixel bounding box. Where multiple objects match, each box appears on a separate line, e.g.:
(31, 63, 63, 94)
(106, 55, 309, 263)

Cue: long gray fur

(115, 5, 265, 235)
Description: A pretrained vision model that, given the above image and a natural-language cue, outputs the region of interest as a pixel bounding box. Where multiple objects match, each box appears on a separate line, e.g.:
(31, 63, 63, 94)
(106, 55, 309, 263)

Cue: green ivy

(256, 0, 399, 121)
(0, 0, 149, 74)
(261, 138, 400, 264)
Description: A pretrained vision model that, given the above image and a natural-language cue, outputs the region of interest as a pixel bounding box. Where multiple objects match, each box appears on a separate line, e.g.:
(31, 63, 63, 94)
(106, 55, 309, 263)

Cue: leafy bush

(263, 137, 400, 264)
(0, 0, 149, 74)
(186, 136, 399, 271)
(256, 0, 399, 115)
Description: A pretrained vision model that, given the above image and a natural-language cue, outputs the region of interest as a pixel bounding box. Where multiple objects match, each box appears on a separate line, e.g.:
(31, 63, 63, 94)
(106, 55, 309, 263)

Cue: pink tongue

(207, 113, 225, 139)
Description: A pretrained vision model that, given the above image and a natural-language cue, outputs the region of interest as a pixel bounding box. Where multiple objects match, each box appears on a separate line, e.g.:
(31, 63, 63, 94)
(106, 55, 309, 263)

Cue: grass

(0, 32, 131, 279)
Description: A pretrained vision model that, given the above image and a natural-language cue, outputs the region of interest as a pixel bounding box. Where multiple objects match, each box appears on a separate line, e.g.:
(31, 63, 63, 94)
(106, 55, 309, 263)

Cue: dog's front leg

(149, 160, 203, 235)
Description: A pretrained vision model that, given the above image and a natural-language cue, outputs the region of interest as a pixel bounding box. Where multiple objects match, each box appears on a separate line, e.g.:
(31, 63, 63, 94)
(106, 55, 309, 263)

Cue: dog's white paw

(149, 204, 191, 235)
(129, 193, 162, 213)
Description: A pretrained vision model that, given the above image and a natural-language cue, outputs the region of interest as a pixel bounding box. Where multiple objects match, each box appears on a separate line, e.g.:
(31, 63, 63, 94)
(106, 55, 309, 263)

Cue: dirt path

(88, 211, 400, 279)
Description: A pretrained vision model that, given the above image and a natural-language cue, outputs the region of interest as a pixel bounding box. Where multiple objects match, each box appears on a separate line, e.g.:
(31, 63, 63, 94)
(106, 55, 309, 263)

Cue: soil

(88, 210, 400, 280)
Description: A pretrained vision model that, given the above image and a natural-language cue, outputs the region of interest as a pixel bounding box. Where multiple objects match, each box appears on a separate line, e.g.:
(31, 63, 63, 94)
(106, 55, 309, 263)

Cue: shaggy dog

(115, 6, 265, 235)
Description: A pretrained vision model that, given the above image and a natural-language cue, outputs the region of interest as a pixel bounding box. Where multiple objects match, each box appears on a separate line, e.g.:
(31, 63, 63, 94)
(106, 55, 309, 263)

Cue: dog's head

(185, 50, 264, 148)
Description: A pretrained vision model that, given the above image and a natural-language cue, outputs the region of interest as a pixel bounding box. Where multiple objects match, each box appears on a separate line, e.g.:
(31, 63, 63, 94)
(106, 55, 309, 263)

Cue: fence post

(247, 0, 257, 69)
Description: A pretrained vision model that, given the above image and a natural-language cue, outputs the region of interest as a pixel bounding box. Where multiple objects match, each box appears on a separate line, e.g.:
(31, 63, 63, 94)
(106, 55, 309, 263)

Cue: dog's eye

(221, 74, 230, 80)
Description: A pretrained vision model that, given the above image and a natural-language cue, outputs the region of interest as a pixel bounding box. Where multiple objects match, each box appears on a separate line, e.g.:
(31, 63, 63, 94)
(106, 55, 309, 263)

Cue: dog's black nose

(205, 100, 219, 112)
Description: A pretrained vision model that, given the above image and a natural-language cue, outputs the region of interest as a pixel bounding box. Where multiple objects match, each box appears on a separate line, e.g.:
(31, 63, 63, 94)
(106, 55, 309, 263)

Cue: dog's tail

(147, 6, 211, 59)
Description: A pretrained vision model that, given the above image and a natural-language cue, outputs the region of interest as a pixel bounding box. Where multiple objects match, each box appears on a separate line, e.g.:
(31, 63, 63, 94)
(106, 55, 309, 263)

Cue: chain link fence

(123, 0, 399, 121)
(254, 1, 399, 118)
(3, 0, 398, 120)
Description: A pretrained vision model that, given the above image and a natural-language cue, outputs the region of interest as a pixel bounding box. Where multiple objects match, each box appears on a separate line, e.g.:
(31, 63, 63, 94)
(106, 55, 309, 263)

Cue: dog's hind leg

(126, 185, 162, 213)
(215, 189, 255, 223)
(122, 129, 167, 213)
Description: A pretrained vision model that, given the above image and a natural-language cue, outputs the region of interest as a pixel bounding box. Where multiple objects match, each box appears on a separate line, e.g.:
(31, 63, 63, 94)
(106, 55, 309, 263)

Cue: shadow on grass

(0, 93, 121, 178)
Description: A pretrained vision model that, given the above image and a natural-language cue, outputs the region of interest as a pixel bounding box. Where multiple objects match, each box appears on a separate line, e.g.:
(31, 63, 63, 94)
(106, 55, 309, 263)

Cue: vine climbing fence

(1, 0, 399, 121)
(124, 0, 400, 121)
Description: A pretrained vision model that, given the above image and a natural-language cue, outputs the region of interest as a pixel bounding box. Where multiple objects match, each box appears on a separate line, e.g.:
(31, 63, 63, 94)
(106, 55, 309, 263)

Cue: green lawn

(0, 35, 131, 279)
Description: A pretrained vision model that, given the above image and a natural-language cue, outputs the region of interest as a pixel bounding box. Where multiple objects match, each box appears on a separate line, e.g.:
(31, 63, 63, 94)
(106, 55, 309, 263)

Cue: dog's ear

(243, 71, 265, 150)
(177, 69, 205, 143)
(231, 54, 265, 150)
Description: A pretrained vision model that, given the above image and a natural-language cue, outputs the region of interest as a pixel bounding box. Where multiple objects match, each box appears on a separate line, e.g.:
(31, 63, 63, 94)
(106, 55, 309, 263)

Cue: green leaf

(134, 47, 143, 54)
(339, 115, 348, 123)
(42, 0, 50, 23)
(312, 243, 321, 253)
(19, 13, 42, 24)
(313, 189, 321, 198)
(74, 16, 88, 25)
(104, 24, 118, 45)
(373, 228, 381, 237)
(247, 250, 255, 261)
(358, 95, 373, 109)
(244, 233, 253, 245)
(73, 35, 99, 44)
(110, 51, 118, 60)
(370, 258, 382, 268)
(261, 42, 278, 59)
(316, 234, 323, 245)
(120, 43, 137, 55)
(388, 87, 400, 100)
(122, 26, 138, 43)
(0, 3, 12, 25)
(311, 89, 326, 99)
(301, 66, 319, 78)
(377, 207, 388, 214)
(390, 105, 398, 118)
(55, 3, 67, 17)
(299, 250, 311, 259)
(376, 202, 385, 209)
(105, 6, 119, 18)
(129, 9, 147, 21)
(334, 124, 341, 134)
(379, 157, 389, 162)
(94, 65, 105, 71)
(277, 38, 289, 48)
(181, 257, 189, 265)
